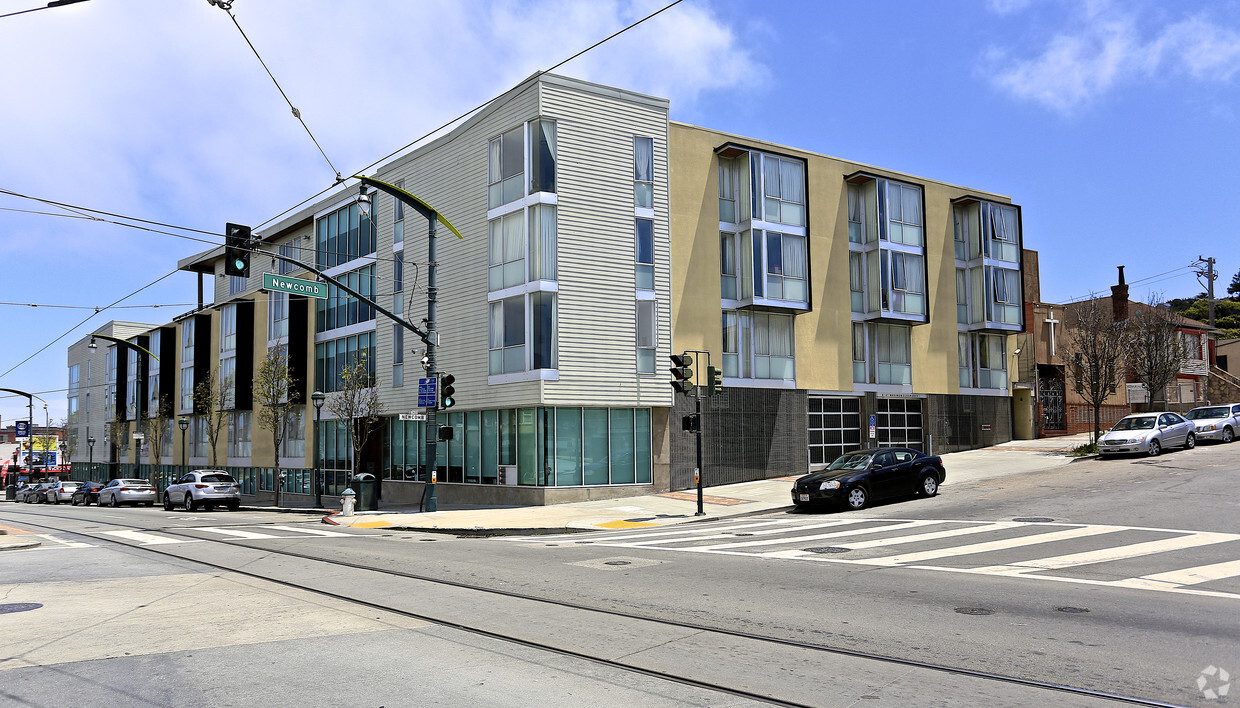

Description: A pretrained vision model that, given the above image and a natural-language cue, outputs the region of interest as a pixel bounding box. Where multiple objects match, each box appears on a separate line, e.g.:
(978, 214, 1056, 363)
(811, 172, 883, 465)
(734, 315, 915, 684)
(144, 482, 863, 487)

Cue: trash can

(351, 473, 379, 511)
(4, 485, 15, 502)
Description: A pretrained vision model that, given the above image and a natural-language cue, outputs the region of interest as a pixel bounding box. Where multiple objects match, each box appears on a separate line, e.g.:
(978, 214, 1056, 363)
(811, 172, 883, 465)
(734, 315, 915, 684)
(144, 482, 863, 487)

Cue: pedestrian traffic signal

(706, 366, 722, 396)
(669, 354, 693, 395)
(225, 222, 252, 278)
(439, 373, 456, 410)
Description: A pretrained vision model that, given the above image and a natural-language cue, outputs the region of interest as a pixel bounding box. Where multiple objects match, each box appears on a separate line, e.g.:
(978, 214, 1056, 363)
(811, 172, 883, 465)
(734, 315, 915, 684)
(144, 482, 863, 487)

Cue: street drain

(605, 560, 632, 566)
(1056, 606, 1090, 614)
(0, 603, 43, 615)
(954, 607, 994, 616)
(805, 546, 851, 554)
(1013, 517, 1054, 523)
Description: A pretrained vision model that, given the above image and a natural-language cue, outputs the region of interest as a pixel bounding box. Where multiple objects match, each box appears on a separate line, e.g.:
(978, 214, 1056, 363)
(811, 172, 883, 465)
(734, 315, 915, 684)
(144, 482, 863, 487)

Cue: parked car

(14, 483, 40, 503)
(792, 447, 946, 511)
(43, 480, 80, 505)
(1098, 412, 1196, 457)
(1184, 404, 1240, 444)
(70, 481, 105, 506)
(163, 471, 241, 512)
(25, 481, 56, 504)
(97, 479, 157, 507)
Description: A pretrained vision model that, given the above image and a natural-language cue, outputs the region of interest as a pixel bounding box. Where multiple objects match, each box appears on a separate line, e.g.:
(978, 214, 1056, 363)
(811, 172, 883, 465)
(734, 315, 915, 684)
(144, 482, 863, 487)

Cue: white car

(98, 479, 157, 507)
(163, 470, 241, 512)
(1184, 403, 1240, 444)
(1098, 412, 1196, 457)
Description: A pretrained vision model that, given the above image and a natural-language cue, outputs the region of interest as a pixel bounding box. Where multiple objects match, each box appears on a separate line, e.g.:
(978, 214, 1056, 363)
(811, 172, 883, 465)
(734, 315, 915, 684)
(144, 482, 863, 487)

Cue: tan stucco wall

(668, 123, 1014, 395)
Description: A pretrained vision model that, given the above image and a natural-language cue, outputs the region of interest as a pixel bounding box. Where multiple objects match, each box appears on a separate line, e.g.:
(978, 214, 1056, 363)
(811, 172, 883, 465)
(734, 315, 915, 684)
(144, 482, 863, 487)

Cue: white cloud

(984, 2, 1240, 113)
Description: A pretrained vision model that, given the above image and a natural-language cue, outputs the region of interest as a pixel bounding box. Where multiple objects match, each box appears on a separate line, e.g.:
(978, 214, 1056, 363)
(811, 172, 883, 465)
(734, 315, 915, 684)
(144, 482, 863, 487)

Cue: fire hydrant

(340, 488, 356, 517)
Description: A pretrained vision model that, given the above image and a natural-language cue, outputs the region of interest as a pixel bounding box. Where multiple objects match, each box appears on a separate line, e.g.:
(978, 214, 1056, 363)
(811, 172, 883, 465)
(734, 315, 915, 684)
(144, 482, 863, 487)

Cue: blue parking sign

(15, 421, 30, 439)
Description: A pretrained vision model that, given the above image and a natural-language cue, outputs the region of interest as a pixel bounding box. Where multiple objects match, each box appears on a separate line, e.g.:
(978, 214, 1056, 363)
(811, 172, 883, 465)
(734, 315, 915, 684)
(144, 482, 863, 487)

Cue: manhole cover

(0, 603, 43, 615)
(1056, 606, 1090, 614)
(604, 560, 632, 566)
(805, 546, 851, 554)
(954, 607, 994, 616)
(1013, 517, 1055, 523)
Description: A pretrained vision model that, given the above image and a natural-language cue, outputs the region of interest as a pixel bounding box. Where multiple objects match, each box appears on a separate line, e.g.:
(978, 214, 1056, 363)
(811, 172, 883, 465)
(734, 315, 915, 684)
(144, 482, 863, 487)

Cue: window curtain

(768, 315, 793, 356)
(636, 301, 655, 348)
(488, 137, 501, 183)
(634, 137, 653, 181)
(503, 213, 524, 265)
(780, 159, 804, 204)
(783, 235, 806, 280)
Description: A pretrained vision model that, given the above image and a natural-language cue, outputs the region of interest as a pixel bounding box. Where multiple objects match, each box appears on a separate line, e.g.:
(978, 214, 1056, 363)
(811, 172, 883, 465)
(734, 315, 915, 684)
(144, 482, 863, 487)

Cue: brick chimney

(1111, 265, 1129, 322)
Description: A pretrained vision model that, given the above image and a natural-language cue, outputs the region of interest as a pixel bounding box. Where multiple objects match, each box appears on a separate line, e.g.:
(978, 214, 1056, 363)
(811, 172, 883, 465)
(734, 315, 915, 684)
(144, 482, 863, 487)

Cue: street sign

(417, 378, 437, 408)
(262, 273, 327, 299)
(399, 411, 428, 422)
(14, 421, 29, 440)
(868, 414, 877, 439)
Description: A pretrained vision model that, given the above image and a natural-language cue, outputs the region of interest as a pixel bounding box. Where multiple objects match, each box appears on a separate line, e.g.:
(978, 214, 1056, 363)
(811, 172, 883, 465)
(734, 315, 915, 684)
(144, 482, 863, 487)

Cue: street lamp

(311, 391, 325, 508)
(178, 417, 189, 468)
(87, 436, 96, 481)
(43, 403, 49, 479)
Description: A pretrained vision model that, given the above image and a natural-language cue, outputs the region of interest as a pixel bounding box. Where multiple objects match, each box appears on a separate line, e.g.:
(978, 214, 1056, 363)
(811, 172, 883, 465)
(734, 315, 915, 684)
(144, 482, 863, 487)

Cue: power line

(0, 302, 193, 310)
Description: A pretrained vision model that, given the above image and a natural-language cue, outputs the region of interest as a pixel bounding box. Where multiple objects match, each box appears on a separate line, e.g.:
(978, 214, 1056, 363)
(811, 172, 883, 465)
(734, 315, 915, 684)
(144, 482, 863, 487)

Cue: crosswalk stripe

(533, 519, 813, 544)
(193, 527, 286, 539)
(99, 530, 202, 545)
(32, 534, 94, 549)
(263, 525, 352, 537)
(1112, 559, 1240, 590)
(851, 525, 1118, 566)
(688, 520, 941, 552)
(971, 532, 1238, 574)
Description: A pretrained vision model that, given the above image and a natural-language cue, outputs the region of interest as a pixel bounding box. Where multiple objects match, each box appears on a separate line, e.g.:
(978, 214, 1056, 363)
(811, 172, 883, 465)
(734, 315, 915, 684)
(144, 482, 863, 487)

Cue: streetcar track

(2, 508, 1186, 708)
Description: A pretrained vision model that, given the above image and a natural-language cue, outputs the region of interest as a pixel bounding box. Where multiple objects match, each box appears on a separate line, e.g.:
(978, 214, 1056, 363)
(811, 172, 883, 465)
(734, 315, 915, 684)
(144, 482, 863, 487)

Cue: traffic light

(439, 373, 456, 410)
(225, 222, 252, 278)
(681, 413, 700, 432)
(669, 354, 694, 394)
(706, 366, 722, 396)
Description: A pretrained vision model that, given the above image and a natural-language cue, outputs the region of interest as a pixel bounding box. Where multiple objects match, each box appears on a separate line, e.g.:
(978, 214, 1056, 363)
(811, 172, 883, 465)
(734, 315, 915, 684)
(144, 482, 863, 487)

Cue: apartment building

(67, 73, 1025, 505)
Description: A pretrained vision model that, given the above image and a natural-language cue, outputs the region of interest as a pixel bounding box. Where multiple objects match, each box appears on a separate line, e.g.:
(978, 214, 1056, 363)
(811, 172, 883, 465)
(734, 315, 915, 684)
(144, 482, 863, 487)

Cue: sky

(1, 0, 1238, 427)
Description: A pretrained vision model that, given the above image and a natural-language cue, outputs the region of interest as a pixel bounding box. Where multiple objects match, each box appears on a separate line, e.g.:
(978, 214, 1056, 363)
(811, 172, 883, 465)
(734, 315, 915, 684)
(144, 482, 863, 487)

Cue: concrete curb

(0, 539, 42, 551)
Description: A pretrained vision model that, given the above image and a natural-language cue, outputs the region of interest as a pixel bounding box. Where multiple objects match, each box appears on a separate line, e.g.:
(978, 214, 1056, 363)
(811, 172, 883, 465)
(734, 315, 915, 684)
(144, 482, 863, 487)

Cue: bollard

(340, 488, 356, 517)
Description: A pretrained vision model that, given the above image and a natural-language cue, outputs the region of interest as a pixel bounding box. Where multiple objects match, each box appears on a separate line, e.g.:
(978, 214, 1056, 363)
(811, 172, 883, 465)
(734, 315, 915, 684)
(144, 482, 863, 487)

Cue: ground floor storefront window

(375, 406, 653, 487)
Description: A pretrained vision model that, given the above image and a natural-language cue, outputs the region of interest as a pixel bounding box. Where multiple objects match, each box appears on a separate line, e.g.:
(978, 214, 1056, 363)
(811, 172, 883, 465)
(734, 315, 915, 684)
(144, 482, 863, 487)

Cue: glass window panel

(582, 408, 609, 485)
(481, 410, 498, 483)
(530, 119, 556, 194)
(553, 408, 582, 486)
(635, 408, 651, 484)
(465, 411, 481, 484)
(609, 409, 635, 484)
(635, 219, 653, 264)
(532, 292, 556, 370)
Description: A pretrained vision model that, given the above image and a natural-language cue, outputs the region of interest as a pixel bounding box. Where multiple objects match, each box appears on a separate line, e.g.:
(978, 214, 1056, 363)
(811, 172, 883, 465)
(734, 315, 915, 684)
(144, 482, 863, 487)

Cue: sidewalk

(322, 434, 1093, 534)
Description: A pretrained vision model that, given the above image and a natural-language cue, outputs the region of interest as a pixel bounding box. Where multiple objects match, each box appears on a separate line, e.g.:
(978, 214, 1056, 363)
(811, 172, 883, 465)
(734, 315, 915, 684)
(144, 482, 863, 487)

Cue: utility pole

(1194, 255, 1217, 328)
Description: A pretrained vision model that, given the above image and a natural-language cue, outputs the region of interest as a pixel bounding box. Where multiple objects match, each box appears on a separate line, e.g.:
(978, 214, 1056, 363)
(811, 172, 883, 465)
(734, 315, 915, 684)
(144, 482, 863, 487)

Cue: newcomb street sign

(262, 273, 327, 299)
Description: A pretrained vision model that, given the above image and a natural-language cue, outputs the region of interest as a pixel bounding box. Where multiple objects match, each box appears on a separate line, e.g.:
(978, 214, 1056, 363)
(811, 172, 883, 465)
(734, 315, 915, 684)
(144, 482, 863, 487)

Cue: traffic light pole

(693, 390, 704, 516)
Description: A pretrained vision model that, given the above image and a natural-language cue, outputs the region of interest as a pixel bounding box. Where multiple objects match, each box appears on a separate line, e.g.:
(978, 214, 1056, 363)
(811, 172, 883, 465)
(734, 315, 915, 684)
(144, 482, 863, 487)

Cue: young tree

(1227, 268, 1240, 299)
(253, 347, 301, 508)
(194, 368, 233, 468)
(142, 396, 173, 466)
(325, 354, 383, 484)
(1129, 295, 1188, 410)
(1062, 295, 1130, 445)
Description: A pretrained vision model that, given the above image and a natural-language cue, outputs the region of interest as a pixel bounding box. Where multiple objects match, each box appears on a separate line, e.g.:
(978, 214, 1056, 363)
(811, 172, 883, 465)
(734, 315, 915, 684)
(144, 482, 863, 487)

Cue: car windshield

(1186, 407, 1230, 420)
(201, 474, 236, 483)
(1112, 417, 1157, 431)
(827, 453, 873, 470)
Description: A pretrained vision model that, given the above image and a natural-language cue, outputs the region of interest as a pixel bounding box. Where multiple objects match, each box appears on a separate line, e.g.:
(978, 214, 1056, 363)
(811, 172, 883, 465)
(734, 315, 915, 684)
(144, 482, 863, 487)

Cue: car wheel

(919, 473, 939, 497)
(110, 495, 119, 508)
(1184, 433, 1196, 450)
(51, 496, 59, 505)
(163, 495, 174, 511)
(71, 497, 79, 506)
(185, 494, 197, 512)
(226, 501, 240, 512)
(1224, 427, 1235, 444)
(1147, 439, 1162, 457)
(844, 486, 869, 510)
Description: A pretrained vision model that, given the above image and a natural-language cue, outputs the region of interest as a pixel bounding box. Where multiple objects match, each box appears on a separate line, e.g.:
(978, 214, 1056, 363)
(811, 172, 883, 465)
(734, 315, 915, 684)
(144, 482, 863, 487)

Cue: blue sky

(2, 0, 1238, 426)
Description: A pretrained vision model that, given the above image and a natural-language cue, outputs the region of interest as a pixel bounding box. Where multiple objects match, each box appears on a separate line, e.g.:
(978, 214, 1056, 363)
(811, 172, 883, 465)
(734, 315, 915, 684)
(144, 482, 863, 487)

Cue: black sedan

(70, 481, 104, 506)
(792, 447, 945, 510)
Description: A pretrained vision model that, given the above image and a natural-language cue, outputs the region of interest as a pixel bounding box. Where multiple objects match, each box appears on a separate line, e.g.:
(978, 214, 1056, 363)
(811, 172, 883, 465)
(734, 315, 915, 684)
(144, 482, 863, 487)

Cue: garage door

(876, 397, 923, 450)
(808, 396, 862, 465)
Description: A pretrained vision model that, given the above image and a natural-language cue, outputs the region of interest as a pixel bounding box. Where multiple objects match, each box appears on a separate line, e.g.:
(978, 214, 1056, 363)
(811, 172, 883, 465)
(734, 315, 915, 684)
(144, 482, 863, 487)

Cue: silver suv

(1184, 404, 1240, 444)
(163, 470, 241, 512)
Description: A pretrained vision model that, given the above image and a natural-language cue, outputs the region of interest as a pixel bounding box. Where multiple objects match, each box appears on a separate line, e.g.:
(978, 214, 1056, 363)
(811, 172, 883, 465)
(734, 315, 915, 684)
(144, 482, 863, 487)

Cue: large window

(854, 323, 912, 385)
(489, 211, 525, 290)
(126, 348, 140, 420)
(720, 232, 737, 299)
(888, 251, 925, 315)
(989, 266, 1022, 325)
(179, 319, 194, 413)
(530, 119, 556, 195)
(278, 241, 300, 274)
(718, 157, 736, 223)
(316, 265, 375, 332)
(315, 201, 376, 269)
(763, 231, 806, 302)
(393, 251, 404, 314)
(634, 136, 653, 208)
(850, 253, 865, 313)
(314, 332, 375, 393)
(268, 291, 289, 341)
(489, 293, 556, 375)
(722, 310, 794, 380)
(392, 324, 404, 388)
(885, 181, 923, 246)
(488, 125, 524, 208)
(219, 304, 237, 409)
(393, 178, 405, 244)
(760, 154, 805, 226)
(228, 411, 251, 458)
(959, 333, 1007, 389)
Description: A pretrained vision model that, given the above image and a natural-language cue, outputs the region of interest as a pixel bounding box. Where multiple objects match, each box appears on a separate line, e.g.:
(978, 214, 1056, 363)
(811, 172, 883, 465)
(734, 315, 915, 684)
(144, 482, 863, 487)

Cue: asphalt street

(2, 440, 1238, 707)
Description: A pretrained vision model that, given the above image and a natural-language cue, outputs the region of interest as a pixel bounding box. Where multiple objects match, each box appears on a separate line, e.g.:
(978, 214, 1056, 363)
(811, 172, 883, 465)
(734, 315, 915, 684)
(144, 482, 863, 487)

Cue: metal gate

(808, 396, 862, 465)
(1039, 375, 1065, 430)
(875, 398, 924, 450)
